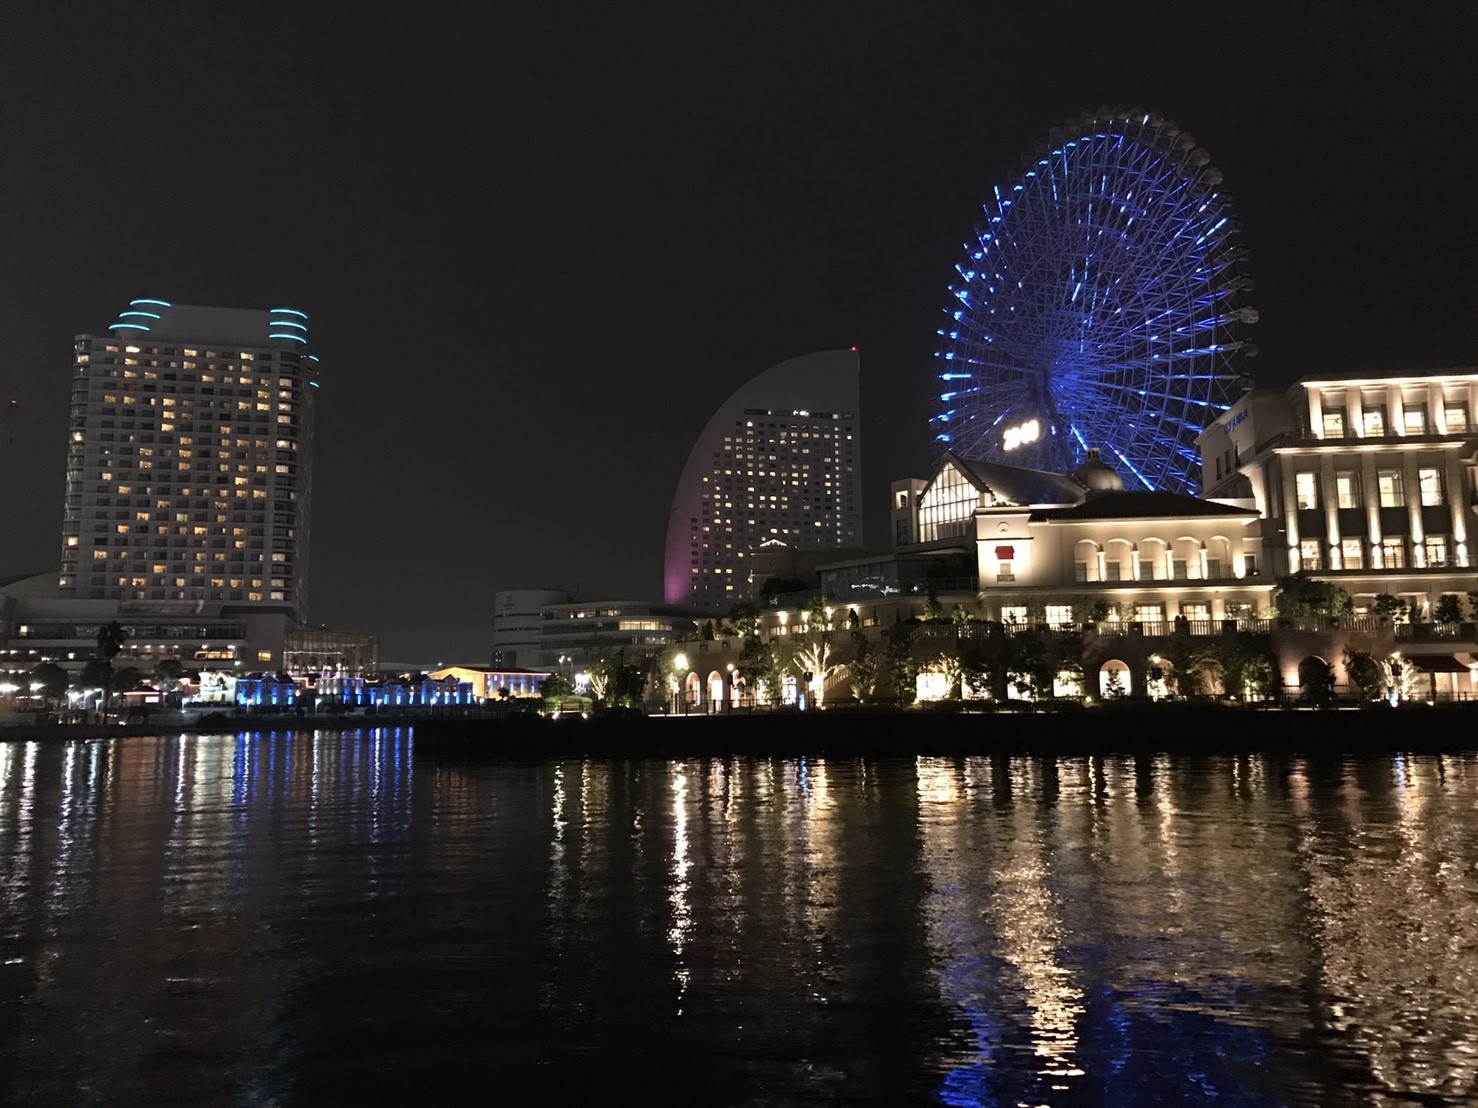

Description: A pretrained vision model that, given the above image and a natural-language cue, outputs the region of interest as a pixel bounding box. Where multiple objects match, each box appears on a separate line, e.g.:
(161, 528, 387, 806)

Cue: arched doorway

(1144, 655, 1175, 700)
(1099, 659, 1131, 699)
(1298, 655, 1333, 703)
(684, 671, 701, 707)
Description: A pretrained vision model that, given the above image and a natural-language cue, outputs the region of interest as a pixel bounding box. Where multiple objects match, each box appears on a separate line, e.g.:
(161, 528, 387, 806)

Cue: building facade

(283, 628, 379, 677)
(535, 599, 699, 675)
(664, 350, 862, 609)
(1200, 366, 1478, 619)
(491, 588, 577, 669)
(59, 300, 318, 620)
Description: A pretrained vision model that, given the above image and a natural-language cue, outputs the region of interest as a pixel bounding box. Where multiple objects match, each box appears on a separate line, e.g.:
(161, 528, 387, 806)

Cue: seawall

(413, 704, 1478, 760)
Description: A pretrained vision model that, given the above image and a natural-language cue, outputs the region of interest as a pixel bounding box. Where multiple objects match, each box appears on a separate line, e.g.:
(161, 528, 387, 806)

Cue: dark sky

(2, 2, 1474, 661)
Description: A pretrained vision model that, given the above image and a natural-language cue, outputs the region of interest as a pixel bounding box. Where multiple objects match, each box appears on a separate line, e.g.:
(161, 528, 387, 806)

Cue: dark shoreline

(0, 712, 424, 743)
(4, 703, 1475, 758)
(415, 703, 1478, 759)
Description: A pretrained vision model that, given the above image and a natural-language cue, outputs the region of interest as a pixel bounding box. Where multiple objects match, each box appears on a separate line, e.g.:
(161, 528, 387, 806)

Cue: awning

(1402, 654, 1472, 673)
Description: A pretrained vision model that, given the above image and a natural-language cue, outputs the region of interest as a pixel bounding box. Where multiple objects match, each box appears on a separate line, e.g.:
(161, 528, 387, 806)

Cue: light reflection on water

(3, 732, 1478, 1104)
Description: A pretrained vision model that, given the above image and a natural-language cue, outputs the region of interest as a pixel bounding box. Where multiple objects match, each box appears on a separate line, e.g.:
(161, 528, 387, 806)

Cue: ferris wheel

(932, 107, 1257, 495)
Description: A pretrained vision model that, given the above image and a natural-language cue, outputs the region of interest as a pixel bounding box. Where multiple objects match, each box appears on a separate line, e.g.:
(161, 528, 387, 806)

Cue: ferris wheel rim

(933, 109, 1254, 495)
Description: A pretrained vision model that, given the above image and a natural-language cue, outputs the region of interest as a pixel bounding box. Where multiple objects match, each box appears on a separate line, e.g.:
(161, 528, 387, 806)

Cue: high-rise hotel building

(59, 301, 318, 620)
(664, 350, 862, 608)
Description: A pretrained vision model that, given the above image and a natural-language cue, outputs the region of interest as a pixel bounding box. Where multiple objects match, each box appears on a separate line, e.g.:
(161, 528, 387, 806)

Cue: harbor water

(3, 728, 1477, 1105)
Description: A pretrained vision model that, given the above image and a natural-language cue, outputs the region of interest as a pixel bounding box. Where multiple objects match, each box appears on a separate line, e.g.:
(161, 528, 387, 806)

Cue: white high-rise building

(664, 350, 862, 609)
(59, 300, 318, 621)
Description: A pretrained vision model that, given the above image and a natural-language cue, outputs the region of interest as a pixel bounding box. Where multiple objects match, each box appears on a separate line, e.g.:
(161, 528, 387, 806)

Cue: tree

(586, 668, 611, 704)
(920, 649, 963, 700)
(1010, 630, 1056, 699)
(700, 620, 716, 641)
(791, 598, 840, 706)
(1372, 593, 1409, 622)
(95, 620, 128, 720)
(1343, 648, 1387, 701)
(1298, 656, 1335, 704)
(540, 673, 573, 700)
(154, 657, 185, 706)
(884, 630, 918, 705)
(28, 662, 68, 707)
(846, 631, 883, 702)
(1274, 573, 1353, 618)
(739, 634, 778, 705)
(605, 656, 647, 708)
(112, 666, 145, 696)
(1070, 595, 1112, 625)
(728, 602, 762, 639)
(79, 659, 113, 695)
(959, 623, 1013, 701)
(1215, 633, 1279, 700)
(1434, 594, 1464, 625)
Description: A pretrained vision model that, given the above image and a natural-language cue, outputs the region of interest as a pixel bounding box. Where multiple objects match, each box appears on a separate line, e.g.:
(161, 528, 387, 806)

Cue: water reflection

(5, 736, 1478, 1103)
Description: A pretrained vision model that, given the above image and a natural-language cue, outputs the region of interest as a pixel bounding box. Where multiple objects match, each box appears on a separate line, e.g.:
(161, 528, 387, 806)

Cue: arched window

(1099, 659, 1131, 699)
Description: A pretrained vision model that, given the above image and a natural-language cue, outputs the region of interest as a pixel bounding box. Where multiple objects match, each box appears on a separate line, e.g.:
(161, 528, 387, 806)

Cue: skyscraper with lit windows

(59, 300, 318, 621)
(664, 350, 862, 609)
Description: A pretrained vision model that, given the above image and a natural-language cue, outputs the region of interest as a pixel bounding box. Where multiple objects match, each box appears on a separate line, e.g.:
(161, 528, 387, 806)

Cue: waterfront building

(427, 665, 549, 699)
(491, 588, 577, 669)
(662, 366, 1478, 708)
(283, 628, 379, 677)
(8, 300, 323, 676)
(536, 599, 700, 677)
(60, 300, 318, 616)
(1200, 366, 1478, 618)
(662, 449, 1280, 708)
(663, 350, 862, 609)
(1, 570, 294, 676)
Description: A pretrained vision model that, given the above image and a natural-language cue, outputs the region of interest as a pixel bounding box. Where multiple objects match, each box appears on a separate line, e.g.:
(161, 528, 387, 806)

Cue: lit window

(1335, 472, 1360, 509)
(1362, 405, 1387, 437)
(1444, 403, 1470, 434)
(1425, 536, 1449, 567)
(1340, 538, 1363, 569)
(1377, 470, 1404, 508)
(1404, 405, 1428, 435)
(1295, 472, 1319, 510)
(1418, 468, 1444, 506)
(1322, 408, 1346, 438)
(1381, 537, 1406, 568)
(1298, 540, 1322, 570)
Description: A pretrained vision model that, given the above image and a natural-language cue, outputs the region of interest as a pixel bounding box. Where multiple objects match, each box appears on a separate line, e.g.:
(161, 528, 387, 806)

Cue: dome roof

(1073, 447, 1125, 493)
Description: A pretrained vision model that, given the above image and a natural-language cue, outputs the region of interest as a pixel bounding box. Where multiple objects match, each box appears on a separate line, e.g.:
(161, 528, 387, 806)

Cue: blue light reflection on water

(3, 736, 1478, 1104)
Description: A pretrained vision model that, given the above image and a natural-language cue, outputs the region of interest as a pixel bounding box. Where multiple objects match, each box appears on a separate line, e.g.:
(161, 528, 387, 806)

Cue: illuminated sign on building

(1002, 419, 1041, 451)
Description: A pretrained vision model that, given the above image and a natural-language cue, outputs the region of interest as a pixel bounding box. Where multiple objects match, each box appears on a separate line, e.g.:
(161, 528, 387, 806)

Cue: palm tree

(96, 620, 128, 721)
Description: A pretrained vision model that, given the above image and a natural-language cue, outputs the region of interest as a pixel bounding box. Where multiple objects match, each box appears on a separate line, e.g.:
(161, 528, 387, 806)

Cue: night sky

(2, 3, 1474, 661)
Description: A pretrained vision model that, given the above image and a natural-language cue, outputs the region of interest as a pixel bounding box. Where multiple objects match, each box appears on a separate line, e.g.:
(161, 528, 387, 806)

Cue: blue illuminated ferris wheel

(933, 107, 1257, 494)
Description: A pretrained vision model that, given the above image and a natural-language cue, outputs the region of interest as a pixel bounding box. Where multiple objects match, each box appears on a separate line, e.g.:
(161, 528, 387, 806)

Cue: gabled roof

(1031, 491, 1256, 523)
(937, 452, 1086, 506)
